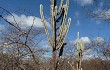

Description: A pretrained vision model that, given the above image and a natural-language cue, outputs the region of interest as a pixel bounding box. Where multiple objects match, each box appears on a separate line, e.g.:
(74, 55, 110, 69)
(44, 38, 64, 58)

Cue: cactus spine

(40, 0, 71, 70)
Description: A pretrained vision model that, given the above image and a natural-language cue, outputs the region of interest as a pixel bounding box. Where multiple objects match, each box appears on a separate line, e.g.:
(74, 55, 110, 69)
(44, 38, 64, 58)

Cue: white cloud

(75, 0, 93, 6)
(104, 9, 110, 19)
(81, 37, 91, 44)
(5, 13, 51, 29)
(70, 37, 91, 45)
(39, 40, 51, 49)
(76, 20, 80, 26)
(93, 37, 104, 44)
(93, 9, 110, 20)
(70, 36, 105, 44)
(83, 49, 95, 59)
(83, 54, 93, 59)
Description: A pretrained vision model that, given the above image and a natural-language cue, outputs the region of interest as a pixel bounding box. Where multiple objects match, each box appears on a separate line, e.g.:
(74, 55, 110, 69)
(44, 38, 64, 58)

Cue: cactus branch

(40, 4, 52, 46)
(57, 0, 64, 15)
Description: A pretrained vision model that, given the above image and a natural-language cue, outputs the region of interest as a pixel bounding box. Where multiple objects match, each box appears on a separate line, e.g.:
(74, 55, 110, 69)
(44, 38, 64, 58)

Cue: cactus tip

(68, 18, 71, 22)
(40, 4, 43, 9)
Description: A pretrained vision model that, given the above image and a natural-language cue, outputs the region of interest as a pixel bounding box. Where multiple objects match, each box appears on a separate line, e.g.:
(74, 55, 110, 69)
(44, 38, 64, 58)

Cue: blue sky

(0, 0, 110, 59)
(0, 0, 110, 41)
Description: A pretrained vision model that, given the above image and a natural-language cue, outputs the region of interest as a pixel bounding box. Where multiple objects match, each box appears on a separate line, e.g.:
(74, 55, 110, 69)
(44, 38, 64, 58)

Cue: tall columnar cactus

(40, 0, 71, 70)
(76, 32, 84, 70)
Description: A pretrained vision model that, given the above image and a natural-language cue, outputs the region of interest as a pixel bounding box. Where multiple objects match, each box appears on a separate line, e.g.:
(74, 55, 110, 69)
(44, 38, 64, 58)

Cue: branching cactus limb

(56, 18, 71, 50)
(40, 0, 71, 70)
(56, 0, 70, 47)
(40, 4, 52, 46)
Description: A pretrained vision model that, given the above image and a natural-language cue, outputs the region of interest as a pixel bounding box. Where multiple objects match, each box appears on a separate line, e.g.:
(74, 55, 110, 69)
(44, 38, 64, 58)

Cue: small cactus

(76, 32, 84, 70)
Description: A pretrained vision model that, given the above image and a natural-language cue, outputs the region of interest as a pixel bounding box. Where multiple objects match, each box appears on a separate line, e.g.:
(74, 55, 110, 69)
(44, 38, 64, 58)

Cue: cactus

(76, 32, 84, 70)
(40, 0, 71, 70)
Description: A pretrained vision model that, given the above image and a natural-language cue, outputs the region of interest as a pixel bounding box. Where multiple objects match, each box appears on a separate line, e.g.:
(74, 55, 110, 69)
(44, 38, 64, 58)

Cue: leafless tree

(0, 7, 46, 70)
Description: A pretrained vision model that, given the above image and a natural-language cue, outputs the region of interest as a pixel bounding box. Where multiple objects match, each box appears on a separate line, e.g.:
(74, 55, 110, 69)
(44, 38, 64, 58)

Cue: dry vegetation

(0, 0, 110, 70)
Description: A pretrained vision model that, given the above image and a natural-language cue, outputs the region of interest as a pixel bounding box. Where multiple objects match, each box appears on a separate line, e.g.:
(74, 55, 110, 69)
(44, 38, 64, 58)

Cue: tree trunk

(52, 48, 57, 70)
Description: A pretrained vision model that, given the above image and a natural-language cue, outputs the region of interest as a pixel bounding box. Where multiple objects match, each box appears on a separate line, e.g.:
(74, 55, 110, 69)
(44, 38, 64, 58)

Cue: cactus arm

(40, 4, 52, 46)
(56, 0, 70, 46)
(57, 0, 64, 15)
(50, 0, 54, 5)
(56, 18, 71, 45)
(56, 18, 71, 50)
(51, 4, 55, 48)
(62, 0, 69, 26)
(56, 9, 64, 22)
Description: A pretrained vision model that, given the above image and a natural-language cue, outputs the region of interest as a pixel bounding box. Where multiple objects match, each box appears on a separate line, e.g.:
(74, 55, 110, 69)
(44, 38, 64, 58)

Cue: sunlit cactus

(40, 0, 71, 70)
(76, 32, 84, 70)
(77, 40, 84, 51)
